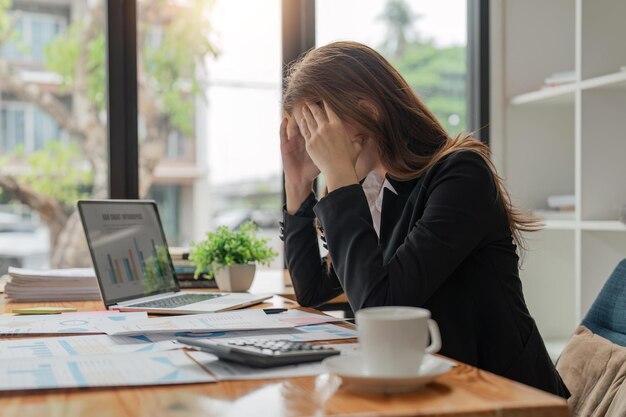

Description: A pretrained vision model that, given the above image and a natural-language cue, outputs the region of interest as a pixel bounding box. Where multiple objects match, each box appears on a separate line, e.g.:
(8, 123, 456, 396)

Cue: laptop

(78, 200, 272, 314)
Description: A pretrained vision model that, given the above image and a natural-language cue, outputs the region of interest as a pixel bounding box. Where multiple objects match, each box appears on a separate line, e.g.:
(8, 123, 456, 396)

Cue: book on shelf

(169, 246, 190, 261)
(543, 70, 576, 87)
(172, 260, 216, 288)
(547, 194, 575, 210)
(173, 263, 213, 278)
(178, 278, 217, 289)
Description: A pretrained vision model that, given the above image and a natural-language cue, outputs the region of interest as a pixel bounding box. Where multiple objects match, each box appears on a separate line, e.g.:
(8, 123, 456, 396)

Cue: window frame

(107, 0, 489, 219)
(106, 0, 139, 199)
(281, 0, 316, 209)
(467, 0, 490, 144)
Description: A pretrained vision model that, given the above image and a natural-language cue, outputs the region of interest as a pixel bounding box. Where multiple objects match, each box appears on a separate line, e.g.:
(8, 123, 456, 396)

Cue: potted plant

(189, 221, 277, 292)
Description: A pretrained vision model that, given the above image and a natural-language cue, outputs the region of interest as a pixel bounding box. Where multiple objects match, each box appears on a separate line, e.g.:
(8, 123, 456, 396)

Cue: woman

(279, 41, 569, 397)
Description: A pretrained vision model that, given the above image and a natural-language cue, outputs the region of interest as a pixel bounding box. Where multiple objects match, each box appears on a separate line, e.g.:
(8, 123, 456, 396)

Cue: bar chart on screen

(104, 238, 171, 285)
(81, 203, 179, 301)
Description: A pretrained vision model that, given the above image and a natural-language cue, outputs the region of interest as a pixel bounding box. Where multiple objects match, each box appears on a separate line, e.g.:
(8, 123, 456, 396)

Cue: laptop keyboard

(128, 293, 226, 309)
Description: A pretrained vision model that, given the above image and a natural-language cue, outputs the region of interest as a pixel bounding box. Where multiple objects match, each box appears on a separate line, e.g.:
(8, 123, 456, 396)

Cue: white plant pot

(214, 264, 256, 292)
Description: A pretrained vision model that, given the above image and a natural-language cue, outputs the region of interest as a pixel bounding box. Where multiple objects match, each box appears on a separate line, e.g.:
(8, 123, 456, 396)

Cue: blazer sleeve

(283, 192, 344, 307)
(313, 151, 501, 311)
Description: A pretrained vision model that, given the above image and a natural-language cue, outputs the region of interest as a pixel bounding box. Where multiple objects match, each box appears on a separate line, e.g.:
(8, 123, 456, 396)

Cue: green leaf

(11, 141, 93, 207)
(189, 221, 277, 278)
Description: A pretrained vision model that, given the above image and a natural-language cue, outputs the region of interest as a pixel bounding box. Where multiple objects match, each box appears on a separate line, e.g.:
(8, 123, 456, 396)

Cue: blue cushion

(582, 259, 626, 347)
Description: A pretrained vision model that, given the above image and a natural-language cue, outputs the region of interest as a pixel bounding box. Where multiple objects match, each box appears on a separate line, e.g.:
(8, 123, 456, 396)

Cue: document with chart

(0, 312, 148, 335)
(98, 309, 300, 336)
(0, 350, 215, 391)
(99, 309, 345, 336)
(0, 334, 178, 359)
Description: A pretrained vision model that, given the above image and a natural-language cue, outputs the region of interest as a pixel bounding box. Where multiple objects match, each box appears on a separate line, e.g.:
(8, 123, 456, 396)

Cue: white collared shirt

(362, 171, 397, 238)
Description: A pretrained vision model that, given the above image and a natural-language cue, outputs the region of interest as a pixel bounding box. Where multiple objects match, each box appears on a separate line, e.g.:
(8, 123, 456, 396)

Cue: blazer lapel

(379, 176, 421, 256)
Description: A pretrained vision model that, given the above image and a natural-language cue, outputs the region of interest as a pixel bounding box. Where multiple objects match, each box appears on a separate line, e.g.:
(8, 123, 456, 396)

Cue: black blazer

(283, 150, 569, 398)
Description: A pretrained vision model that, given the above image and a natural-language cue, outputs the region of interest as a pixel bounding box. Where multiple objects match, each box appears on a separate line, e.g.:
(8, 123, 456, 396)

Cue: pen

(12, 307, 78, 315)
(263, 308, 288, 314)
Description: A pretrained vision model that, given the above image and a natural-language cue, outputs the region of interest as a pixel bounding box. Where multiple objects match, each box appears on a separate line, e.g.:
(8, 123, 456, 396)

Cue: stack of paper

(5, 267, 101, 301)
(0, 309, 357, 392)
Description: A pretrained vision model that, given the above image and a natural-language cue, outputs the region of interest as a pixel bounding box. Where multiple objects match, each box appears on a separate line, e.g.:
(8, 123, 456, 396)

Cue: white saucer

(323, 354, 455, 393)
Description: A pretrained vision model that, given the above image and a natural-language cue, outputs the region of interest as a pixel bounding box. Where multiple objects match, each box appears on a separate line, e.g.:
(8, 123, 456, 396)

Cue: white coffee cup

(356, 306, 441, 376)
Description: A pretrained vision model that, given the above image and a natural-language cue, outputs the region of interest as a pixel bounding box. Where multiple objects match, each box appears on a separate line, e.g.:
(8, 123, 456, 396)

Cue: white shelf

(495, 0, 626, 342)
(510, 84, 576, 106)
(510, 71, 626, 106)
(581, 221, 626, 232)
(542, 220, 578, 230)
(540, 220, 626, 232)
(580, 70, 626, 91)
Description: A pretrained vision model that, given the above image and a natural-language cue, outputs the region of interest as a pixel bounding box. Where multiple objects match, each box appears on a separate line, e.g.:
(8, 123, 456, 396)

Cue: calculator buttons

(226, 339, 332, 355)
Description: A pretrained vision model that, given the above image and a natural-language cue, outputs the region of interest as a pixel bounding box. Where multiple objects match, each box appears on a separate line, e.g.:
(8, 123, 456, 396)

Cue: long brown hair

(283, 41, 539, 251)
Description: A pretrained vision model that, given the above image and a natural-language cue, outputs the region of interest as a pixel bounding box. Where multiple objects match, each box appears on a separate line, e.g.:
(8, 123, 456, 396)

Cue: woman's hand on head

(296, 101, 361, 192)
(280, 115, 321, 214)
(280, 115, 321, 186)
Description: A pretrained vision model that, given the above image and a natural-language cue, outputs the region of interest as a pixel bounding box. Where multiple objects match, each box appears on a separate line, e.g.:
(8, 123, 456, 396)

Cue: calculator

(177, 338, 341, 368)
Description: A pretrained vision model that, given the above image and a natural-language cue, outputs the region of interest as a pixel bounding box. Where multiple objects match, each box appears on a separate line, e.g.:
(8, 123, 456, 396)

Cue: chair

(581, 259, 626, 347)
(556, 259, 626, 417)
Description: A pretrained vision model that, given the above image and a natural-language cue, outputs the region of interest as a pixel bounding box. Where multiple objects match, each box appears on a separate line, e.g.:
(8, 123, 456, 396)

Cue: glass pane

(316, 0, 467, 135)
(0, 1, 107, 272)
(139, 0, 284, 272)
(1, 18, 24, 61)
(33, 107, 61, 151)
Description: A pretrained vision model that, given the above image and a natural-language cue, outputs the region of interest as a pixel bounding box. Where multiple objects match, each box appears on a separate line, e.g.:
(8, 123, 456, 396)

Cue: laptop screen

(78, 200, 179, 306)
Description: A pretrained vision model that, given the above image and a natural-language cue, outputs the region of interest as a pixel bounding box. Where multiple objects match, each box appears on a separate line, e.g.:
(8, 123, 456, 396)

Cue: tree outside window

(317, 0, 467, 135)
(0, 0, 217, 271)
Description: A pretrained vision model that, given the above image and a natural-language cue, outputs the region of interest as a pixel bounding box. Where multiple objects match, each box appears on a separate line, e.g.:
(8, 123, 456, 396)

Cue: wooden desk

(251, 270, 349, 303)
(252, 270, 351, 315)
(0, 297, 569, 417)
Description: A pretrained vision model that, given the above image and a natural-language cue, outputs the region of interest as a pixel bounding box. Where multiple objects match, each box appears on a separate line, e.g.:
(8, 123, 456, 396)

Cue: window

(1, 11, 67, 64)
(0, 1, 106, 272)
(1, 104, 25, 152)
(316, 0, 468, 136)
(1, 102, 63, 153)
(139, 0, 284, 269)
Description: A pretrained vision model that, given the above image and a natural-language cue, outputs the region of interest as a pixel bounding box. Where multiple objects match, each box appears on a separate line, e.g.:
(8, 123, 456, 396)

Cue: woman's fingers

(300, 105, 317, 138)
(286, 116, 301, 139)
(306, 102, 328, 125)
(323, 101, 341, 124)
(296, 115, 311, 140)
